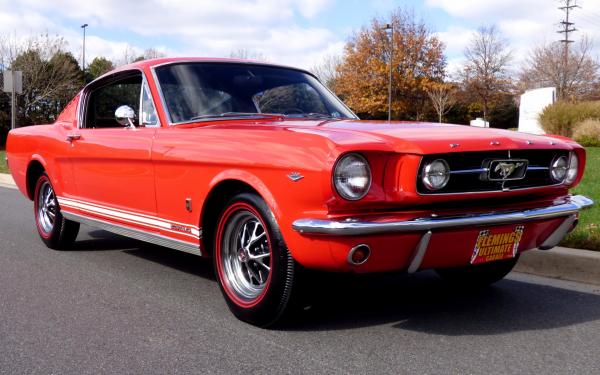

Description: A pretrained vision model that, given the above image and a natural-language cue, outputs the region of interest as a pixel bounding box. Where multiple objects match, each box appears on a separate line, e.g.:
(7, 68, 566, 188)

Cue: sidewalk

(0, 173, 15, 189)
(0, 172, 598, 285)
(515, 247, 600, 286)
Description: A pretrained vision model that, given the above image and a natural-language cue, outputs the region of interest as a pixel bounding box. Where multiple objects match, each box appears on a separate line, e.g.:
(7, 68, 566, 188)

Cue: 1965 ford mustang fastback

(6, 58, 594, 326)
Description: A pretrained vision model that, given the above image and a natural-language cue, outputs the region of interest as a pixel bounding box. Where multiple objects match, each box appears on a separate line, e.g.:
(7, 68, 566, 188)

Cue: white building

(518, 87, 556, 134)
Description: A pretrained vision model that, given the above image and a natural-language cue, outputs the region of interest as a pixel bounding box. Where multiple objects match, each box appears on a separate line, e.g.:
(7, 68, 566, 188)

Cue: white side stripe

(57, 197, 201, 238)
(58, 196, 200, 229)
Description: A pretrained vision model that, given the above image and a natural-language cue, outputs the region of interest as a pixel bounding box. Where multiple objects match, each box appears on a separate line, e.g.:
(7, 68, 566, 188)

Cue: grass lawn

(0, 149, 8, 174)
(562, 147, 600, 251)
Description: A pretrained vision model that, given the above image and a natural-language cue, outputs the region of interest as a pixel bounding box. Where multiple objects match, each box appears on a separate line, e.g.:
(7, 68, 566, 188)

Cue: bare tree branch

(461, 25, 512, 121)
(427, 83, 456, 123)
(519, 36, 599, 100)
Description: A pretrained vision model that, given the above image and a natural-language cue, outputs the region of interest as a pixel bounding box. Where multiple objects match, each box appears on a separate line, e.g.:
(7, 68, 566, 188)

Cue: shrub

(538, 101, 600, 137)
(573, 119, 600, 147)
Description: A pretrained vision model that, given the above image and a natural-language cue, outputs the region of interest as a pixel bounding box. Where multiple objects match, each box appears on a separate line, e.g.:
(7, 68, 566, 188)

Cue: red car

(6, 58, 593, 326)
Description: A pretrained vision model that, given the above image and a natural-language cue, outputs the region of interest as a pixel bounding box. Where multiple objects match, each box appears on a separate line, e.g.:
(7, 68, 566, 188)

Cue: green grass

(0, 150, 7, 174)
(561, 147, 600, 251)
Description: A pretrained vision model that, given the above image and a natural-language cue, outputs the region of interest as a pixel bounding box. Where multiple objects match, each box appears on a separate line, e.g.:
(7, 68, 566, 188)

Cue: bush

(538, 101, 600, 137)
(573, 119, 600, 147)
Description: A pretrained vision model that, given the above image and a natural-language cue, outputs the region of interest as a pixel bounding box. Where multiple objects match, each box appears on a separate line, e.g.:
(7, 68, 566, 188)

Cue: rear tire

(214, 193, 296, 327)
(33, 173, 79, 250)
(435, 255, 520, 287)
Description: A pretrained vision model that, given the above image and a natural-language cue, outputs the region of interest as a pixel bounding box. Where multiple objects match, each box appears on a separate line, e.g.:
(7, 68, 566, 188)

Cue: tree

(87, 56, 114, 80)
(133, 48, 167, 62)
(310, 54, 342, 88)
(0, 34, 83, 128)
(333, 8, 446, 120)
(519, 37, 599, 101)
(461, 25, 512, 122)
(426, 83, 456, 123)
(229, 49, 268, 61)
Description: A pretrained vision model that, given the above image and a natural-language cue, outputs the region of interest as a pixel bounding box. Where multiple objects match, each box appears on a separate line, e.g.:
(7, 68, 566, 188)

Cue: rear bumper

(292, 195, 593, 236)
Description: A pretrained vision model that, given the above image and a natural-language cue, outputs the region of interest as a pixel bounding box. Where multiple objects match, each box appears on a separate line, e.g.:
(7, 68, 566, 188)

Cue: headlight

(550, 155, 568, 182)
(333, 153, 371, 200)
(422, 159, 450, 190)
(565, 152, 579, 184)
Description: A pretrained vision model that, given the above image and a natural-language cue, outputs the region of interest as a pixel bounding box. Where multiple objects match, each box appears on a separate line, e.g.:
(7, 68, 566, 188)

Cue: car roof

(116, 57, 311, 75)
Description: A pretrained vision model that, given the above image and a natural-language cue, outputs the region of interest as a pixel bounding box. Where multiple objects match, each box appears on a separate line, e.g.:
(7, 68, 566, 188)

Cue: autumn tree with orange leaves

(332, 9, 446, 120)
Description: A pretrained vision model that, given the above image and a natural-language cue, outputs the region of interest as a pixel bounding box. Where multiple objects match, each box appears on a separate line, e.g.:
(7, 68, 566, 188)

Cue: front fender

(208, 169, 282, 220)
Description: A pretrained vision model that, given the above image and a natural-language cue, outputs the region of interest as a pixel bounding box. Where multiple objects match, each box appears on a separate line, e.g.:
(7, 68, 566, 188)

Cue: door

(67, 71, 160, 231)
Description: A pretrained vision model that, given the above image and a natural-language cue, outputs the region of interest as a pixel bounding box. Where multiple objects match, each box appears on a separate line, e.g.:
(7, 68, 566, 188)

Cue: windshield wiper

(190, 112, 284, 121)
(284, 113, 347, 120)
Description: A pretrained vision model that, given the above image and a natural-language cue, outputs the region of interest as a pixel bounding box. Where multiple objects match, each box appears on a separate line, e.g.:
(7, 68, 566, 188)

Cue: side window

(85, 74, 142, 128)
(140, 83, 160, 127)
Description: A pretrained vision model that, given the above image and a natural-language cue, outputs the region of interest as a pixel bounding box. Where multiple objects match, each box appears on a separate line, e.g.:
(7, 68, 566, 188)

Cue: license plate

(470, 226, 524, 265)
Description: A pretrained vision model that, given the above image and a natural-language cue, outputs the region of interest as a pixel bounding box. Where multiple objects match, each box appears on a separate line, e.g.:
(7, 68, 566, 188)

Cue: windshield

(154, 62, 357, 124)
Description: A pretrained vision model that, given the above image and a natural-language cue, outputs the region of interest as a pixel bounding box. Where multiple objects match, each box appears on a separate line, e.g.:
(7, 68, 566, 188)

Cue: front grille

(417, 149, 569, 194)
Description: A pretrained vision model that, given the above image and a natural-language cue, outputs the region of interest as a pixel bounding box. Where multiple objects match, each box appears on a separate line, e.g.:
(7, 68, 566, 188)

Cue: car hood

(285, 120, 575, 154)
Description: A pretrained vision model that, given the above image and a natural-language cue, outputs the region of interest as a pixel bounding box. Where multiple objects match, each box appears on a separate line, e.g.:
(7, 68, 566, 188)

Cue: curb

(0, 173, 16, 189)
(515, 247, 600, 286)
(1, 172, 597, 285)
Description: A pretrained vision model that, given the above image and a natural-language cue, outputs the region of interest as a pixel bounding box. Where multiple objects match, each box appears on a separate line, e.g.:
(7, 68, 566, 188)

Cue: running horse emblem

(494, 162, 525, 179)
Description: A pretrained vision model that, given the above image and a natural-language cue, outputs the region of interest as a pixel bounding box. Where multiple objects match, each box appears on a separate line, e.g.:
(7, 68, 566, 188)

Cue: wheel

(33, 173, 80, 250)
(435, 255, 520, 287)
(214, 193, 296, 327)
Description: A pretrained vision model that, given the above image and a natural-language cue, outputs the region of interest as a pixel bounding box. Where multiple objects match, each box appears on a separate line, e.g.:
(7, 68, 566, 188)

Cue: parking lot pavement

(1, 186, 600, 374)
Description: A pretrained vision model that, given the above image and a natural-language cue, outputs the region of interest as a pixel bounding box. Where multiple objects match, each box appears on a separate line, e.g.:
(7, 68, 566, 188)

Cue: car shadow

(72, 228, 600, 335)
(284, 271, 600, 335)
(70, 229, 143, 251)
(72, 228, 216, 280)
(124, 245, 216, 281)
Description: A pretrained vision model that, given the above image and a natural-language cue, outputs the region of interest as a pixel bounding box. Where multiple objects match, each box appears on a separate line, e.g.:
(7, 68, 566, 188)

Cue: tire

(33, 173, 80, 250)
(435, 255, 520, 287)
(214, 193, 296, 327)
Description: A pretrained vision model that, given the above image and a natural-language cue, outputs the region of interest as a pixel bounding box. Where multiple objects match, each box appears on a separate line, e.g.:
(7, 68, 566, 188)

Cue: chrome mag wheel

(37, 180, 57, 234)
(220, 209, 272, 303)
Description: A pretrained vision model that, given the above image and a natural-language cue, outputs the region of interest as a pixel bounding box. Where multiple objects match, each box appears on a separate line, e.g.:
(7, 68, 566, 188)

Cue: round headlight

(550, 155, 568, 182)
(565, 152, 579, 184)
(422, 159, 450, 190)
(333, 153, 371, 200)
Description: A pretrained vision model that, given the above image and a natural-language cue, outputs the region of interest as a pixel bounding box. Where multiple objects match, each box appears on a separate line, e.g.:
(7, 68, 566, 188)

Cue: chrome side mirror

(115, 105, 136, 129)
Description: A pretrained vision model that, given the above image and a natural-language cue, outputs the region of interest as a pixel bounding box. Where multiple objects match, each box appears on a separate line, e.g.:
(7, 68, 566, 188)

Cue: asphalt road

(1, 186, 600, 374)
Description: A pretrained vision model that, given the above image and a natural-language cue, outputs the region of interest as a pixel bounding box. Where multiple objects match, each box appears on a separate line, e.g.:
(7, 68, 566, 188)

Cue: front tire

(34, 173, 80, 250)
(214, 193, 296, 327)
(435, 255, 520, 287)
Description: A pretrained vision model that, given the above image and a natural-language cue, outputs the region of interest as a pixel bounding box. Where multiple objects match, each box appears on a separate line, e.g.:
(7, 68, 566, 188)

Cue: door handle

(66, 134, 81, 142)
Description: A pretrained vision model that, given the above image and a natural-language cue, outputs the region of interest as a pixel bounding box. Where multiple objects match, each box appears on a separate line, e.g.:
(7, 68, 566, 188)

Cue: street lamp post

(81, 23, 88, 83)
(383, 23, 393, 122)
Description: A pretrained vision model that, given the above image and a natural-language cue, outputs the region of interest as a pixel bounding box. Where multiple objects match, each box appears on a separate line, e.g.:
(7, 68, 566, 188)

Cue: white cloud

(427, 0, 600, 73)
(0, 0, 342, 69)
(435, 26, 473, 57)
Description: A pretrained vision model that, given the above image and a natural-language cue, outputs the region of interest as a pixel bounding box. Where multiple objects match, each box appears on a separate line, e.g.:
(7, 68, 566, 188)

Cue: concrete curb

(515, 247, 600, 286)
(1, 172, 597, 285)
(0, 173, 16, 189)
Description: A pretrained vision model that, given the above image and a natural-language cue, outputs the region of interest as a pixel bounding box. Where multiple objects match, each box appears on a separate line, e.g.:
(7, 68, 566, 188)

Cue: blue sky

(1, 0, 599, 73)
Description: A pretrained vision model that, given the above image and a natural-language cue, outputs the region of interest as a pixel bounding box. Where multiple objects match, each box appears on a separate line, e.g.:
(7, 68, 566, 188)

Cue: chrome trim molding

(292, 195, 593, 236)
(449, 166, 548, 175)
(538, 214, 578, 250)
(63, 212, 202, 256)
(407, 231, 432, 273)
(77, 68, 156, 130)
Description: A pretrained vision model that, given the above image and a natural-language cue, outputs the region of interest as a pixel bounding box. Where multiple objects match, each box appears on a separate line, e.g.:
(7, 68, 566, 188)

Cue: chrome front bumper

(292, 195, 593, 236)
